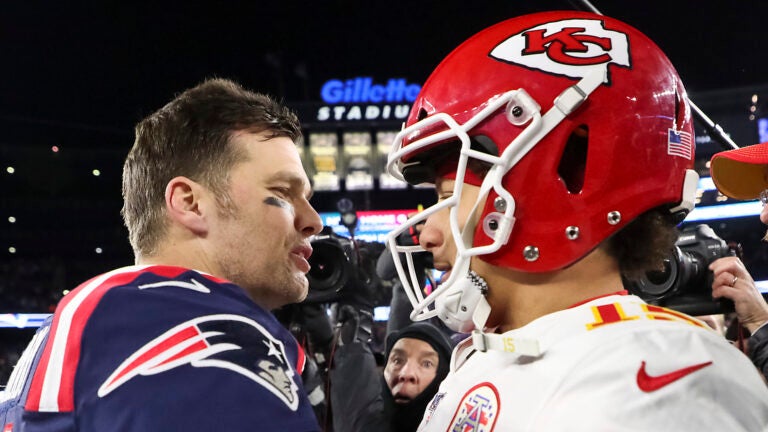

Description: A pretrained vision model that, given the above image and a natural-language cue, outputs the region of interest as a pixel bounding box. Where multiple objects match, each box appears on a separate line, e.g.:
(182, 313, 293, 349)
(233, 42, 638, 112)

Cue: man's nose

(418, 219, 443, 251)
(298, 202, 323, 237)
(397, 361, 417, 383)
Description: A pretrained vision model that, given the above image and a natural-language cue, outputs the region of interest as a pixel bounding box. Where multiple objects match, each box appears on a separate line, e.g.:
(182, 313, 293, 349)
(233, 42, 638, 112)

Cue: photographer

(284, 226, 384, 430)
(333, 220, 456, 432)
(709, 142, 768, 378)
(296, 221, 454, 432)
(330, 229, 453, 432)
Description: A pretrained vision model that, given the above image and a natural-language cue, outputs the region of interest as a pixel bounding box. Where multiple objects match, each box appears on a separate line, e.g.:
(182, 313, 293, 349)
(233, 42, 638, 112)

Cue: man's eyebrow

(390, 348, 406, 356)
(266, 171, 313, 199)
(389, 348, 438, 359)
(419, 351, 439, 360)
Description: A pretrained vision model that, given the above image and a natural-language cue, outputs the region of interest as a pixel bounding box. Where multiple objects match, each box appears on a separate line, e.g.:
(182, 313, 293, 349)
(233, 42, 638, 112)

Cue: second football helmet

(386, 11, 698, 331)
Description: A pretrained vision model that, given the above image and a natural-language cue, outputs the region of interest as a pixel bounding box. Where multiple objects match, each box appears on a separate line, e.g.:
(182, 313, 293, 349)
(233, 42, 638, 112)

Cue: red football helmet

(385, 11, 698, 331)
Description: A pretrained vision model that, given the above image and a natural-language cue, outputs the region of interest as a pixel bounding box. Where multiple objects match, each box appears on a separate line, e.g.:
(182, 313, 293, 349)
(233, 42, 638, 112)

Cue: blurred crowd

(0, 257, 116, 390)
(0, 257, 67, 313)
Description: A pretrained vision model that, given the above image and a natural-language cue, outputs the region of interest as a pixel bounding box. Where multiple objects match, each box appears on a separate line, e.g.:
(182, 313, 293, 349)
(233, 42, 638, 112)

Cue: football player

(0, 79, 323, 431)
(385, 11, 768, 430)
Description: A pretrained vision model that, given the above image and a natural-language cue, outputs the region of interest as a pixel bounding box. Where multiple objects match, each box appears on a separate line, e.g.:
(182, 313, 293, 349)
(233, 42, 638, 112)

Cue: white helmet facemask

(385, 69, 605, 334)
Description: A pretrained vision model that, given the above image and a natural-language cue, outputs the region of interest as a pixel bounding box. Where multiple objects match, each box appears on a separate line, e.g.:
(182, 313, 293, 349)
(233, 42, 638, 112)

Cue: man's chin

(276, 278, 309, 307)
(298, 277, 309, 301)
(296, 290, 309, 303)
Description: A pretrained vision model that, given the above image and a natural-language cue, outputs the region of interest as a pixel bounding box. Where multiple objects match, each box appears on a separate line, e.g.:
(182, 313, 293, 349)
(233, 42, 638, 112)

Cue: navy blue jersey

(0, 265, 320, 431)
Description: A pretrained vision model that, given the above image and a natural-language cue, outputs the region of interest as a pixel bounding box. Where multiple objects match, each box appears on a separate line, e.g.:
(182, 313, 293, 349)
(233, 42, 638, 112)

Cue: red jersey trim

(295, 342, 306, 375)
(25, 265, 195, 412)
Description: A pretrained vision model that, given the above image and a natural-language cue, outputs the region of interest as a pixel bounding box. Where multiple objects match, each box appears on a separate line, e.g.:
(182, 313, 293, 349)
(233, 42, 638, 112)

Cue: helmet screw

(511, 106, 523, 117)
(523, 245, 539, 262)
(488, 219, 499, 231)
(494, 196, 507, 212)
(607, 211, 622, 225)
(565, 226, 580, 240)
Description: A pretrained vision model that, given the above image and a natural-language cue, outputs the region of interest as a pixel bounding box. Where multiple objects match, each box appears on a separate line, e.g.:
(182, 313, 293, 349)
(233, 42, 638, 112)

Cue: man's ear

(165, 176, 209, 235)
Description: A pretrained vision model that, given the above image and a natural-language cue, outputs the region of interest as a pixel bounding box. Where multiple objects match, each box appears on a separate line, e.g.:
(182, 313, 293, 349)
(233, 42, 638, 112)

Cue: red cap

(710, 142, 768, 200)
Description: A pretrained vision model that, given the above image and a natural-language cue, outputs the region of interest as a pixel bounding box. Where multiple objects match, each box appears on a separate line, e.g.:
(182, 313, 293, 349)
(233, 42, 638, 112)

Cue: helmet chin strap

(458, 262, 540, 357)
(434, 266, 541, 356)
(433, 259, 485, 333)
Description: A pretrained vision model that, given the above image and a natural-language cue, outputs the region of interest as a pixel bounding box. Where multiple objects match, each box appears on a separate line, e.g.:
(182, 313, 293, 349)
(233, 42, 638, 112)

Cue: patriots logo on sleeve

(97, 314, 301, 410)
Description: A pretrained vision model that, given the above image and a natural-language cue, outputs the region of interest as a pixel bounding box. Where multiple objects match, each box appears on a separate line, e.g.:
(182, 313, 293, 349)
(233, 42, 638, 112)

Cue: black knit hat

(385, 322, 453, 366)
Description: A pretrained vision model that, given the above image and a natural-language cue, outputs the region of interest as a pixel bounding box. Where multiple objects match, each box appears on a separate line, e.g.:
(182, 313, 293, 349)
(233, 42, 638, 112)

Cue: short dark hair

(121, 78, 302, 258)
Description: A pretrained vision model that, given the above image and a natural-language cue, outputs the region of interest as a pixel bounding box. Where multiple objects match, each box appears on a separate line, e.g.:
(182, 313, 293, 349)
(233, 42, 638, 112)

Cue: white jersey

(418, 294, 768, 431)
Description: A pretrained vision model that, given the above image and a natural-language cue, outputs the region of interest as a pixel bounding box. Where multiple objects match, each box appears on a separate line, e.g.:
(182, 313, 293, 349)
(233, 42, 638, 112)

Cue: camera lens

(626, 224, 736, 315)
(307, 242, 348, 293)
(631, 250, 680, 299)
(645, 259, 672, 286)
(308, 257, 336, 283)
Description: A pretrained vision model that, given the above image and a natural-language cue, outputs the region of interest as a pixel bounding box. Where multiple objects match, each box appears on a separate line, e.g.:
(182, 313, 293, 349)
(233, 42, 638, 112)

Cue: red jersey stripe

(26, 265, 196, 412)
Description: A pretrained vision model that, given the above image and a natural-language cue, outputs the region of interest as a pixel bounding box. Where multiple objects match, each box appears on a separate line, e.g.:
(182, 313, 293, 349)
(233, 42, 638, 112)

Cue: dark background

(2, 1, 767, 131)
(1, 0, 768, 314)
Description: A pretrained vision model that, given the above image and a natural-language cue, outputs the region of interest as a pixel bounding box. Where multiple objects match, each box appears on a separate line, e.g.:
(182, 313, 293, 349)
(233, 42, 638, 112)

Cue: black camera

(304, 226, 385, 304)
(626, 224, 736, 316)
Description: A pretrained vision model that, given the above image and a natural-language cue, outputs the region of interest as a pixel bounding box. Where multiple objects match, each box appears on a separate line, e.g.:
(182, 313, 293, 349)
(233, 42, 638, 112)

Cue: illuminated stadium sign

(316, 104, 410, 122)
(320, 77, 421, 104)
(310, 77, 421, 123)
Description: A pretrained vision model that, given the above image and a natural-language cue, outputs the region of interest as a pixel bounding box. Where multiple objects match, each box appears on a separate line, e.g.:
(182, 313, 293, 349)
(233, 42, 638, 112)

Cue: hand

(336, 304, 372, 346)
(298, 303, 334, 349)
(710, 256, 768, 334)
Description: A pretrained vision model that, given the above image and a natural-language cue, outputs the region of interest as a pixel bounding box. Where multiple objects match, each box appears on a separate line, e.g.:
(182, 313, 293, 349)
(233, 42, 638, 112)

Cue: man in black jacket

(330, 319, 452, 432)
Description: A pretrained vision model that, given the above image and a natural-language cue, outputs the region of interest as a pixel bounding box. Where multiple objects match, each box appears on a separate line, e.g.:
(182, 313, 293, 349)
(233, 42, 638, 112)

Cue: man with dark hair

(385, 11, 768, 430)
(0, 78, 323, 431)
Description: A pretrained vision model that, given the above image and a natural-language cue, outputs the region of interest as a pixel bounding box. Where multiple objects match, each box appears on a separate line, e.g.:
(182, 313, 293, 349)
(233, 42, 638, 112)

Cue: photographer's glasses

(761, 189, 768, 206)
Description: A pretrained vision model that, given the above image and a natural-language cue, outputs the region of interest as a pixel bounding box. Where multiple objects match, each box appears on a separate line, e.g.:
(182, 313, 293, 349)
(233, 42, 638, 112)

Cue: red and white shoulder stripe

(24, 265, 200, 412)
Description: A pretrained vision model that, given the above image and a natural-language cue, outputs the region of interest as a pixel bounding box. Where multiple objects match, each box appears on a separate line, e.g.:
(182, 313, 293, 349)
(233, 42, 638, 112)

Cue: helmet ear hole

(557, 125, 589, 194)
(674, 87, 685, 130)
(417, 108, 428, 121)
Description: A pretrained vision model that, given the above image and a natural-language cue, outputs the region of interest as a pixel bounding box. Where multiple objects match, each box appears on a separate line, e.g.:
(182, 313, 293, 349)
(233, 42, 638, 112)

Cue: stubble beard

(221, 256, 308, 310)
(215, 204, 308, 309)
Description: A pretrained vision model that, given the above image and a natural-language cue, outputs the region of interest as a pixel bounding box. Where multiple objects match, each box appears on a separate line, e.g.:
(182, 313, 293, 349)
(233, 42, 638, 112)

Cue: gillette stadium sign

(310, 77, 421, 122)
(321, 77, 421, 104)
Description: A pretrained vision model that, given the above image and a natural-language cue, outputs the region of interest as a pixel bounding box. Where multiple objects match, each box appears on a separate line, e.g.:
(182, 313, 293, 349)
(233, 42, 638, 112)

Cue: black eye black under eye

(263, 196, 290, 210)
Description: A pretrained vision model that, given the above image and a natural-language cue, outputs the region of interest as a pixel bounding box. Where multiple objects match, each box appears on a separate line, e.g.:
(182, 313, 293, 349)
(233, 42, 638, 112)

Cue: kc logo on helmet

(490, 18, 630, 83)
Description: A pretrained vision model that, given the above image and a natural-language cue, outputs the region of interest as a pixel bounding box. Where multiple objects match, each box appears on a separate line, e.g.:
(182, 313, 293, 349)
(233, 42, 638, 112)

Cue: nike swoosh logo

(636, 360, 712, 392)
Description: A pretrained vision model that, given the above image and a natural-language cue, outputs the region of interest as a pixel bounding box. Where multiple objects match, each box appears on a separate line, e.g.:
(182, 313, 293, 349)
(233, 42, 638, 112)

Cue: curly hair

(605, 208, 679, 282)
